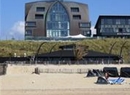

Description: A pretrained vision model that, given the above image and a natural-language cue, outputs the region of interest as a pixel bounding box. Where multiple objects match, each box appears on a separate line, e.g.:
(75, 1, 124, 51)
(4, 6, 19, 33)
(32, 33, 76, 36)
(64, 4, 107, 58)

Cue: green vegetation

(0, 38, 130, 63)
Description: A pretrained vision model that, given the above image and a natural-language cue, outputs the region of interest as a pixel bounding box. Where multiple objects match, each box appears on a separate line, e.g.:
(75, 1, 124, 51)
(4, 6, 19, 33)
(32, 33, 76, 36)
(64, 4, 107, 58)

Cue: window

(46, 2, 70, 37)
(79, 22, 91, 28)
(71, 7, 79, 12)
(128, 19, 130, 24)
(35, 14, 44, 19)
(25, 30, 32, 36)
(101, 25, 104, 28)
(117, 28, 126, 33)
(107, 19, 113, 24)
(120, 19, 126, 25)
(119, 28, 123, 33)
(128, 28, 130, 32)
(36, 7, 45, 12)
(26, 21, 36, 27)
(73, 15, 81, 20)
(101, 19, 105, 25)
(116, 19, 121, 24)
(82, 30, 91, 36)
(103, 19, 113, 25)
(104, 28, 113, 32)
(105, 25, 111, 28)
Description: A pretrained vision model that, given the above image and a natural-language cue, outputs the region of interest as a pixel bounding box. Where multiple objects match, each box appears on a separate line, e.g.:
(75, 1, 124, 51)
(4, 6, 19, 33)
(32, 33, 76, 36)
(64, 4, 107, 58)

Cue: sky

(0, 0, 130, 40)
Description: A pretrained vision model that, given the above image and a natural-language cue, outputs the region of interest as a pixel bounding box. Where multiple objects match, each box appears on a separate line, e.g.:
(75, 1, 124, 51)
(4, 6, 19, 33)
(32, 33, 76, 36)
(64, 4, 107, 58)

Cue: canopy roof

(67, 34, 86, 38)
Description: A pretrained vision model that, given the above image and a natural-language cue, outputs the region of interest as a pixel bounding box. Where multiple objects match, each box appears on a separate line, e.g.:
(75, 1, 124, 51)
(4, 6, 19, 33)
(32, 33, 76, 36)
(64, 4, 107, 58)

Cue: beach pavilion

(0, 44, 121, 64)
(34, 44, 121, 64)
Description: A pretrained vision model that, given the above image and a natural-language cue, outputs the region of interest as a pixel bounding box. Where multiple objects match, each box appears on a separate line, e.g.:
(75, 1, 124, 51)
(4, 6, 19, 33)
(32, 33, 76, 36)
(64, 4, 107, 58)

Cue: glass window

(107, 19, 113, 24)
(71, 7, 79, 12)
(36, 7, 45, 12)
(123, 28, 126, 32)
(101, 19, 104, 25)
(79, 22, 91, 28)
(82, 30, 91, 36)
(115, 28, 118, 32)
(26, 21, 36, 27)
(128, 19, 130, 24)
(120, 19, 126, 24)
(104, 28, 113, 32)
(46, 2, 70, 37)
(101, 25, 104, 28)
(25, 30, 32, 36)
(118, 28, 123, 33)
(105, 25, 111, 28)
(35, 14, 44, 19)
(128, 28, 130, 32)
(112, 19, 116, 25)
(73, 15, 81, 20)
(116, 19, 121, 24)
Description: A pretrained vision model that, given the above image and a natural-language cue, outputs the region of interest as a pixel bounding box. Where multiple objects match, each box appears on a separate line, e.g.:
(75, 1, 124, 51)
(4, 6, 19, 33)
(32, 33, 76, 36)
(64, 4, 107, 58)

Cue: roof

(95, 15, 130, 28)
(59, 44, 76, 49)
(25, 0, 87, 6)
(36, 50, 120, 59)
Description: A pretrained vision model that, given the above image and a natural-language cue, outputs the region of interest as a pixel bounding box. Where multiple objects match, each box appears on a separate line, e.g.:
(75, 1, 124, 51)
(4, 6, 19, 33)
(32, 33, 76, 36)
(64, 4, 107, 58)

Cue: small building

(0, 44, 121, 64)
(94, 15, 130, 38)
(35, 44, 121, 64)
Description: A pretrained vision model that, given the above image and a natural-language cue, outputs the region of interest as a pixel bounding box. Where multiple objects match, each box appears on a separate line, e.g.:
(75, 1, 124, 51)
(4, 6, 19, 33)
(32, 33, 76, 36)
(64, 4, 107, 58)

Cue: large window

(46, 2, 70, 37)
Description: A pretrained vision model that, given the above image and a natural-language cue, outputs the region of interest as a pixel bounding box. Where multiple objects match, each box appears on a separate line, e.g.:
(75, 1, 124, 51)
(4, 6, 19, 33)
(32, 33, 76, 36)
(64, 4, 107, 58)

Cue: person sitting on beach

(105, 72, 109, 80)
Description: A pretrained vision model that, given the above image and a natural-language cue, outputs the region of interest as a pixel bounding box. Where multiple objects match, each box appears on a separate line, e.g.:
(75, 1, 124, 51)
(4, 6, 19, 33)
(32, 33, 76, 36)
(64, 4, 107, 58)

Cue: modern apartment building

(94, 15, 130, 38)
(25, 0, 91, 40)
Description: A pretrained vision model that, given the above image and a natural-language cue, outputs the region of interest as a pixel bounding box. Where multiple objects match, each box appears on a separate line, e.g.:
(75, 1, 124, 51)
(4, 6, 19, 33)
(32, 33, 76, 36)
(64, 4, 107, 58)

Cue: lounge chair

(108, 77, 125, 85)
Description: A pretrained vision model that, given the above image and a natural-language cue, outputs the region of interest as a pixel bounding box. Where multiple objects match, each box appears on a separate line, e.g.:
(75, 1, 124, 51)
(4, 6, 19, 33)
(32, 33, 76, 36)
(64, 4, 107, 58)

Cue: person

(105, 72, 109, 80)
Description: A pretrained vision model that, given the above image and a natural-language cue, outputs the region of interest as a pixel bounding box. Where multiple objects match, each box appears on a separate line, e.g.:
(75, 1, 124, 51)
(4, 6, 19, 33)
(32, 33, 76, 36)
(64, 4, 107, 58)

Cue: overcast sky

(0, 0, 130, 40)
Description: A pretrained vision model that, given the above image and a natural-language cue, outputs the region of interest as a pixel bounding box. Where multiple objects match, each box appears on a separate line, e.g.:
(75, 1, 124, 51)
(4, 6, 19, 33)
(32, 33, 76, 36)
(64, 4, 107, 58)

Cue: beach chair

(86, 70, 96, 77)
(103, 67, 119, 77)
(96, 77, 109, 84)
(120, 67, 130, 78)
(93, 69, 103, 77)
(108, 77, 125, 85)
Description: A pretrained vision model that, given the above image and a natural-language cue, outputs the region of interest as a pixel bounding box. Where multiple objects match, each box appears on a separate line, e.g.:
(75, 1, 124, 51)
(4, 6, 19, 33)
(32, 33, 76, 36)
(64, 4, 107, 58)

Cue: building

(0, 44, 121, 64)
(35, 44, 121, 64)
(25, 0, 91, 40)
(94, 15, 130, 38)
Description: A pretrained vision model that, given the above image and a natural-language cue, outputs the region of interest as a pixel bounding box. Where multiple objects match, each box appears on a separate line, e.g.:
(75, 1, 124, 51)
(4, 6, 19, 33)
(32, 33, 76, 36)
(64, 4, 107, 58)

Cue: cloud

(91, 26, 96, 36)
(10, 21, 25, 40)
(11, 21, 25, 35)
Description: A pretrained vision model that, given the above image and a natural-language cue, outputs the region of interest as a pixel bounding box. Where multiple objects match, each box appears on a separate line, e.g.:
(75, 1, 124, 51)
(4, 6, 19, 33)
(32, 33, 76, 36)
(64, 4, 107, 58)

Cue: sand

(0, 64, 130, 95)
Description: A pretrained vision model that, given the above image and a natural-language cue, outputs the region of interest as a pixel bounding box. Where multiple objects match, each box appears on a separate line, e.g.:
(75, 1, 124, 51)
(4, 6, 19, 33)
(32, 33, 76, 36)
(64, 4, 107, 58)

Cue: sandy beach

(0, 64, 130, 95)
